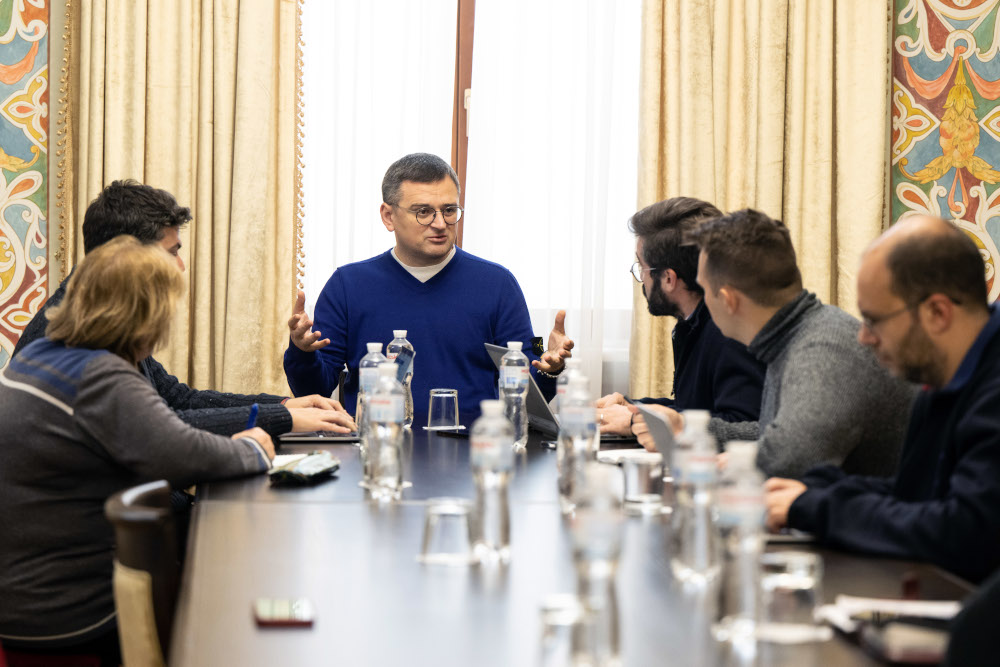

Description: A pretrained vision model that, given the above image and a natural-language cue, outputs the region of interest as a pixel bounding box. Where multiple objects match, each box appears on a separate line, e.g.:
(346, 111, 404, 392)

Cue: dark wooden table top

(169, 432, 973, 667)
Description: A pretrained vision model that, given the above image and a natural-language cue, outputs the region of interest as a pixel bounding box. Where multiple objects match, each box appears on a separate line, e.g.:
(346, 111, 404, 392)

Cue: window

(301, 0, 641, 394)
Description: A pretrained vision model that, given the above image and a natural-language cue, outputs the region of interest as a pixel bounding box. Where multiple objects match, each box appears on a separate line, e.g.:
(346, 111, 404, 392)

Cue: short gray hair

(381, 153, 461, 205)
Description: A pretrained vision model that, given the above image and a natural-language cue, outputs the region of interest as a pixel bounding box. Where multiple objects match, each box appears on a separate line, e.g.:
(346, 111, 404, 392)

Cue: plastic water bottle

(357, 342, 387, 474)
(499, 341, 530, 450)
(386, 330, 414, 428)
(713, 441, 765, 644)
(670, 410, 720, 585)
(470, 399, 515, 564)
(555, 357, 582, 413)
(557, 375, 599, 515)
(571, 462, 624, 665)
(367, 362, 404, 501)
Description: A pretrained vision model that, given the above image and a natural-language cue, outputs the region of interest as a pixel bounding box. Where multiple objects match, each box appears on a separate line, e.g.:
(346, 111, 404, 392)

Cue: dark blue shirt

(640, 300, 764, 422)
(789, 305, 1000, 583)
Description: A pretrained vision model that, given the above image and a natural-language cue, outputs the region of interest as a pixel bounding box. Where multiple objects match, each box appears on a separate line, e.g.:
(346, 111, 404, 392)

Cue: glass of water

(620, 451, 664, 516)
(426, 388, 461, 430)
(757, 550, 833, 643)
(417, 497, 476, 566)
(539, 595, 590, 667)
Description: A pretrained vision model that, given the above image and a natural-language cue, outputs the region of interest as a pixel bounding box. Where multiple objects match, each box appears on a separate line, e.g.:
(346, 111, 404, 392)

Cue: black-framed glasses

(631, 261, 661, 283)
(397, 204, 464, 226)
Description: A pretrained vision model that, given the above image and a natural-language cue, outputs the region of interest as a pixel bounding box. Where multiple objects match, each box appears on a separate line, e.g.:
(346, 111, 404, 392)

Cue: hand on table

(289, 407, 356, 433)
(532, 310, 574, 374)
(233, 427, 275, 461)
(595, 392, 628, 409)
(629, 403, 684, 451)
(764, 478, 807, 532)
(288, 290, 330, 353)
(598, 403, 634, 435)
(284, 394, 345, 412)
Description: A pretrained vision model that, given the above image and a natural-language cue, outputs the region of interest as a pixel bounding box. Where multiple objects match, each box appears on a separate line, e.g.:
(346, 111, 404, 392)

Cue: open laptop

(485, 343, 636, 443)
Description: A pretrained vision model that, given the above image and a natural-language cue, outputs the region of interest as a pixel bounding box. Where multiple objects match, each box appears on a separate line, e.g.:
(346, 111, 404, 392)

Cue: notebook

(484, 343, 636, 442)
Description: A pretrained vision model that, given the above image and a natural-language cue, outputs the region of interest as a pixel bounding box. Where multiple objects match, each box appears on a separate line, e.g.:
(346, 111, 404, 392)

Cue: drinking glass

(426, 388, 461, 430)
(539, 595, 591, 667)
(757, 550, 833, 643)
(620, 451, 664, 516)
(417, 497, 476, 566)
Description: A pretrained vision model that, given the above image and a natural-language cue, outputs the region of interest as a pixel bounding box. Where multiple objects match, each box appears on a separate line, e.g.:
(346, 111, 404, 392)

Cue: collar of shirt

(390, 246, 457, 283)
(941, 303, 1000, 393)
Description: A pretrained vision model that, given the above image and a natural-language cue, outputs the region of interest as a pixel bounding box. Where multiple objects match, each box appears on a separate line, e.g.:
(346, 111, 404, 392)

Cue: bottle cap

(393, 329, 407, 338)
(564, 358, 582, 369)
(377, 362, 397, 377)
(480, 400, 503, 416)
(682, 409, 710, 431)
(366, 342, 383, 353)
(506, 341, 523, 351)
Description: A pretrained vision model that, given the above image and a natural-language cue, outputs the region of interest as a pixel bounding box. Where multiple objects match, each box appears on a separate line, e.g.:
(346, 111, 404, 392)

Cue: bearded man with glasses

(284, 153, 574, 424)
(766, 215, 1000, 584)
(595, 197, 765, 443)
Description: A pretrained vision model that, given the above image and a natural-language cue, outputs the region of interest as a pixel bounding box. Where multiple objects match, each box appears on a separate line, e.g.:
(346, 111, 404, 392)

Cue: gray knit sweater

(712, 291, 916, 478)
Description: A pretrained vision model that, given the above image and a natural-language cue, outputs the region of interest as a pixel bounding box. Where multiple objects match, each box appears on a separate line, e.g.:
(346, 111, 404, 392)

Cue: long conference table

(169, 430, 973, 666)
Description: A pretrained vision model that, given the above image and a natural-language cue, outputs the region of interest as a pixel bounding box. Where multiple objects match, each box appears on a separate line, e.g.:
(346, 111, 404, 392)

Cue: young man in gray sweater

(655, 208, 915, 478)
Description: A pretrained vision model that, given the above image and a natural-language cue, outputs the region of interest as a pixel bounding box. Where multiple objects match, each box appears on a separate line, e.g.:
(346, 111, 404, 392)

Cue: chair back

(104, 480, 178, 667)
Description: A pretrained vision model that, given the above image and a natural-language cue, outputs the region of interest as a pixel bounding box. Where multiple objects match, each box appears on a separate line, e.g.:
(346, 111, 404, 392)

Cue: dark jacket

(640, 300, 764, 423)
(12, 275, 293, 437)
(788, 305, 1000, 583)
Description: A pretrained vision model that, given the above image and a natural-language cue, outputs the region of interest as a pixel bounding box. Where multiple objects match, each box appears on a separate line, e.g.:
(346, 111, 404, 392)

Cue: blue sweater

(284, 247, 554, 423)
(638, 300, 764, 423)
(788, 305, 1000, 583)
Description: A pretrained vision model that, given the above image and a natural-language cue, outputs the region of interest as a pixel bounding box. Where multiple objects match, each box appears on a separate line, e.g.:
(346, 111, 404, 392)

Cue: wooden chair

(104, 480, 179, 667)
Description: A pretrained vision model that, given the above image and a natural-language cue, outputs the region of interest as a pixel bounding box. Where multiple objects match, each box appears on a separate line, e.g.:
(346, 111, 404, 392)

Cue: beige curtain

(62, 0, 297, 395)
(631, 0, 890, 398)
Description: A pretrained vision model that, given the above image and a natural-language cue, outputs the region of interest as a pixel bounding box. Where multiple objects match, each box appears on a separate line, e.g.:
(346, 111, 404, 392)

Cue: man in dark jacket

(596, 197, 765, 439)
(765, 214, 1000, 583)
(13, 180, 355, 438)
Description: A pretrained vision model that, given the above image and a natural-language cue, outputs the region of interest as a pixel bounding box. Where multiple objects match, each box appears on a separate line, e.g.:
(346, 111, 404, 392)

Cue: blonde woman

(0, 236, 274, 663)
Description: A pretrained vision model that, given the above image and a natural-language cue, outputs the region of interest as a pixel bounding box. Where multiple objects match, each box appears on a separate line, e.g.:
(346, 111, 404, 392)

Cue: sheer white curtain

(462, 0, 641, 395)
(300, 0, 457, 309)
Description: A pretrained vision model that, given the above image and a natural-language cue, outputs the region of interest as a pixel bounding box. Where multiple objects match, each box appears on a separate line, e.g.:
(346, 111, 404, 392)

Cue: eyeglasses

(631, 262, 661, 283)
(860, 304, 912, 333)
(860, 294, 963, 334)
(396, 204, 464, 226)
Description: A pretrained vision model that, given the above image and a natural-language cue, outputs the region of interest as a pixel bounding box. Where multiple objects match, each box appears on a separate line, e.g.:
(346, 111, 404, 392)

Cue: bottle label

(716, 489, 765, 527)
(368, 395, 403, 422)
(471, 434, 514, 469)
(559, 405, 596, 432)
(684, 452, 717, 484)
(359, 368, 378, 394)
(386, 352, 399, 361)
(500, 366, 529, 389)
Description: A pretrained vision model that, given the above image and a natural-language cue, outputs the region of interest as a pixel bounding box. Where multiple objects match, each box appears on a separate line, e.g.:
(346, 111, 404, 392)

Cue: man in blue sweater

(595, 197, 764, 438)
(765, 215, 1000, 583)
(284, 153, 574, 424)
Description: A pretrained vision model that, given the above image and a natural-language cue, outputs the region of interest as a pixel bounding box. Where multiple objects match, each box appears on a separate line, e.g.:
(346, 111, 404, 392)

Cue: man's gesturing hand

(288, 289, 330, 353)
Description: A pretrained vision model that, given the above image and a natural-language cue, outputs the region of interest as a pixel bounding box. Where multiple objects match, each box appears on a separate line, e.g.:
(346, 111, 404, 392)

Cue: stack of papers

(816, 595, 961, 634)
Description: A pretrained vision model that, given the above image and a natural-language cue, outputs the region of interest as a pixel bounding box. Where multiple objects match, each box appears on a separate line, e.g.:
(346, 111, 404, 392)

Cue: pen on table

(246, 403, 259, 430)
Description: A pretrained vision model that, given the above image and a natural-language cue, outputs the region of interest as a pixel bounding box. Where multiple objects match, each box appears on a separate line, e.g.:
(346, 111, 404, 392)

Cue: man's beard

(644, 281, 682, 319)
(897, 319, 946, 387)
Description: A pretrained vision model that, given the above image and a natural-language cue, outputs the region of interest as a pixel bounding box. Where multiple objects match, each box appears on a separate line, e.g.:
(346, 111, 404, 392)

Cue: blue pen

(246, 403, 259, 430)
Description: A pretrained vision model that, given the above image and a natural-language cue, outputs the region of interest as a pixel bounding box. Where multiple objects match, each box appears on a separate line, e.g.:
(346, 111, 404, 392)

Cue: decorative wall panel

(0, 0, 47, 368)
(892, 0, 1000, 299)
